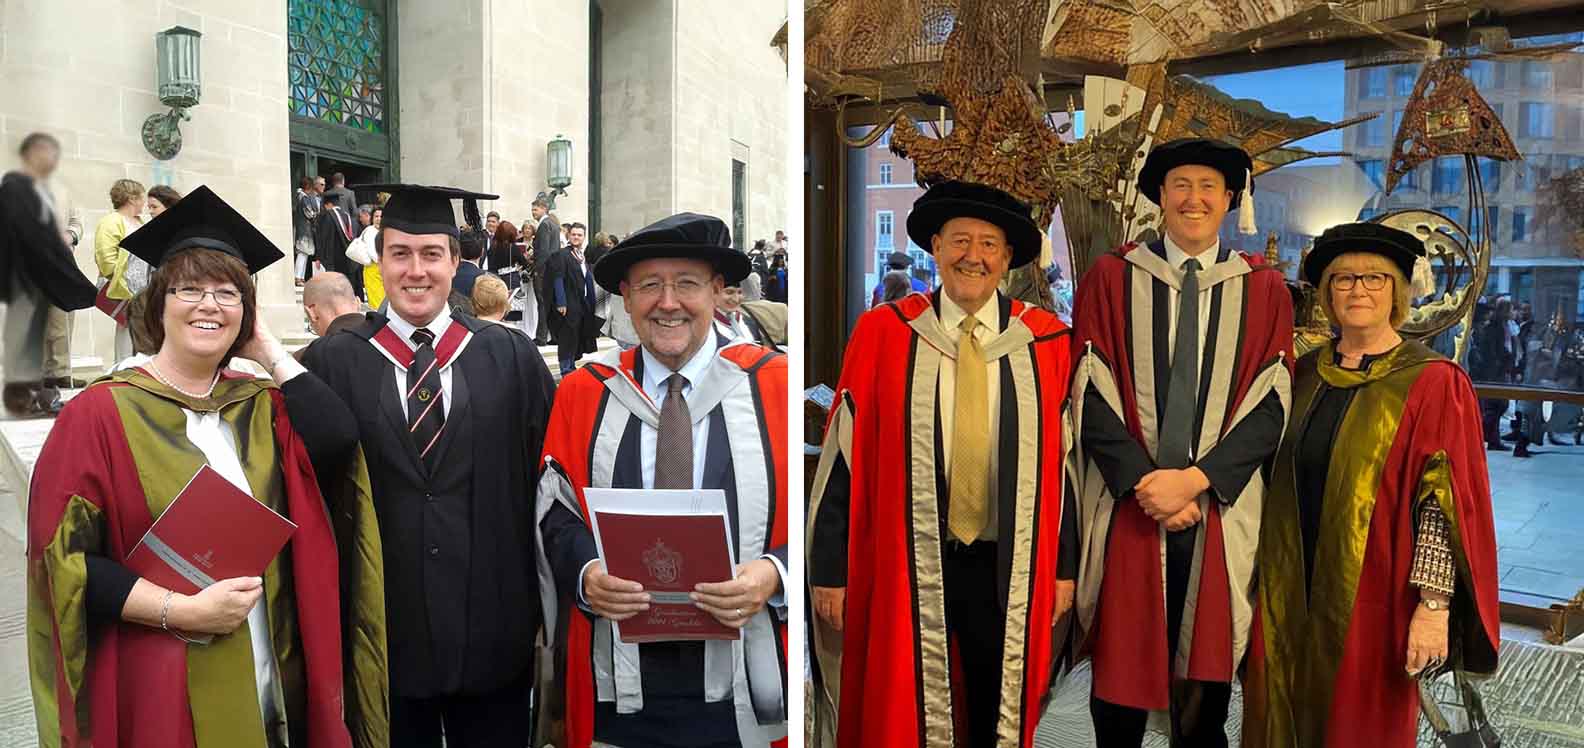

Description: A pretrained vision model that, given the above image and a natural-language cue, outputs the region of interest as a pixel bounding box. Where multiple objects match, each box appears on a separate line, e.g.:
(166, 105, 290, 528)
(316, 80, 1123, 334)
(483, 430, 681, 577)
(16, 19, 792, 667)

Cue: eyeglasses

(170, 286, 243, 306)
(1329, 272, 1392, 292)
(629, 278, 709, 300)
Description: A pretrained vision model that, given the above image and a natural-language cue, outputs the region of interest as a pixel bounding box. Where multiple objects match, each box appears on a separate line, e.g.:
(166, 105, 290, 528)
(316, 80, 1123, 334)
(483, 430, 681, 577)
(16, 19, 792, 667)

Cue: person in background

(346, 204, 384, 308)
(530, 197, 561, 345)
(93, 178, 148, 364)
(870, 251, 927, 307)
(294, 271, 366, 363)
(147, 185, 181, 218)
(119, 184, 186, 359)
(454, 232, 485, 300)
(764, 250, 788, 303)
(41, 163, 86, 391)
(1, 132, 96, 417)
(26, 185, 387, 747)
(741, 271, 763, 302)
(486, 219, 520, 275)
(314, 191, 355, 283)
(1243, 222, 1499, 747)
(325, 172, 356, 222)
(880, 269, 912, 303)
(1473, 298, 1513, 450)
(544, 221, 600, 374)
(712, 277, 773, 346)
(470, 273, 511, 324)
(294, 176, 322, 284)
(536, 213, 789, 748)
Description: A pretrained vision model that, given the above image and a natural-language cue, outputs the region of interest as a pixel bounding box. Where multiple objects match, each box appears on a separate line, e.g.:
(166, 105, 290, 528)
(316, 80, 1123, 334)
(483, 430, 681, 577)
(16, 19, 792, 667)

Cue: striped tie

(407, 328, 445, 469)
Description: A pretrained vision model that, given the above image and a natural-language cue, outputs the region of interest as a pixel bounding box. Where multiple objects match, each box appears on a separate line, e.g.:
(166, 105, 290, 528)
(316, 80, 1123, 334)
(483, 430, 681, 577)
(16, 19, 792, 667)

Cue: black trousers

(1090, 525, 1230, 748)
(347, 261, 366, 300)
(390, 671, 535, 748)
(943, 541, 1003, 748)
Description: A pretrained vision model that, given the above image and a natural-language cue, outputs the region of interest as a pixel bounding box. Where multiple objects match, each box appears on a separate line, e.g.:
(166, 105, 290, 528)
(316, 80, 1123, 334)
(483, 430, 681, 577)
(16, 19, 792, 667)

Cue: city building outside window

(1432, 156, 1465, 194)
(876, 210, 894, 249)
(1521, 101, 1555, 138)
(1523, 60, 1554, 90)
(1362, 67, 1387, 98)
(1478, 158, 1502, 190)
(1357, 159, 1385, 188)
(1394, 66, 1417, 97)
(1513, 206, 1529, 242)
(879, 162, 893, 185)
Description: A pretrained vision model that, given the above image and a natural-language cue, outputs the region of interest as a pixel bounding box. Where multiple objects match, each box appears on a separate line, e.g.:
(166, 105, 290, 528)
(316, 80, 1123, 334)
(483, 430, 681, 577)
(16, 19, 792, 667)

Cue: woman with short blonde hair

(94, 179, 147, 362)
(471, 272, 511, 322)
(1245, 222, 1499, 746)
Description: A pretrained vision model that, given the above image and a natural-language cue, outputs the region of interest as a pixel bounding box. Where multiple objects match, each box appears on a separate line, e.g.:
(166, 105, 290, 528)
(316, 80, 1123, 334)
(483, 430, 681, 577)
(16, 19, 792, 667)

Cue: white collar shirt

(936, 290, 1003, 542)
(385, 305, 456, 418)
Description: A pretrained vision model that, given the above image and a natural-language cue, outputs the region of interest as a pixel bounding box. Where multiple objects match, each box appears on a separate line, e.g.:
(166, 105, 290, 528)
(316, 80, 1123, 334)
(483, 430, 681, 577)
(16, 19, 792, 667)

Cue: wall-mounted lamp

(141, 26, 202, 160)
(542, 134, 574, 208)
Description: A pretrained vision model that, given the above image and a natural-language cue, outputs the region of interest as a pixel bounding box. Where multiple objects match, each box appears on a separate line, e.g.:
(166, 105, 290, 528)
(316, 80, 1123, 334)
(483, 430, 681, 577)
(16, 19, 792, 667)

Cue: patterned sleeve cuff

(1410, 502, 1457, 597)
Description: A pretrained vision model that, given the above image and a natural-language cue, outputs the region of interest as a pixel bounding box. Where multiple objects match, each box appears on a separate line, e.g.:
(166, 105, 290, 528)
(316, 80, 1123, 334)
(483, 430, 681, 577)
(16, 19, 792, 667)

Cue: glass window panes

(1478, 158, 1502, 189)
(1433, 157, 1465, 194)
(731, 159, 747, 250)
(879, 162, 893, 185)
(1513, 206, 1529, 242)
(1357, 159, 1385, 188)
(1362, 67, 1387, 98)
(1468, 59, 1499, 88)
(1524, 60, 1554, 89)
(876, 210, 894, 249)
(1394, 66, 1417, 96)
(287, 0, 386, 132)
(1522, 102, 1556, 138)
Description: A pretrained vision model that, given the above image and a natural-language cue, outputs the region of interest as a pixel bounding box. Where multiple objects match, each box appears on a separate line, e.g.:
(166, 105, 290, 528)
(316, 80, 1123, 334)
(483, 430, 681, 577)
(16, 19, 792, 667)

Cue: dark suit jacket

(454, 261, 484, 300)
(545, 249, 600, 358)
(302, 312, 557, 699)
(0, 172, 95, 309)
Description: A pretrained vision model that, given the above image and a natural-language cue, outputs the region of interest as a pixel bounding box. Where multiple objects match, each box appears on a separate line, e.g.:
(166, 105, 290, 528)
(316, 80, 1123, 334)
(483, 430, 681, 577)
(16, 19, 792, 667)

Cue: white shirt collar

(1163, 232, 1222, 271)
(640, 331, 720, 401)
(938, 290, 1001, 335)
(385, 303, 455, 350)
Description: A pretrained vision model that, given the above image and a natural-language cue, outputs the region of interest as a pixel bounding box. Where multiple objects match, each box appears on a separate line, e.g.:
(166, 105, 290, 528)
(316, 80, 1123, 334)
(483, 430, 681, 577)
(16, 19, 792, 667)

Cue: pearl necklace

(146, 359, 221, 400)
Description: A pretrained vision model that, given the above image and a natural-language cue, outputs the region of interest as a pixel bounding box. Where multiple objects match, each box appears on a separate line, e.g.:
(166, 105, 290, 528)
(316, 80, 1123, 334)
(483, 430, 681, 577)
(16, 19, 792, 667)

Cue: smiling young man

(1069, 138, 1293, 747)
(808, 181, 1076, 748)
(301, 184, 557, 748)
(535, 213, 788, 748)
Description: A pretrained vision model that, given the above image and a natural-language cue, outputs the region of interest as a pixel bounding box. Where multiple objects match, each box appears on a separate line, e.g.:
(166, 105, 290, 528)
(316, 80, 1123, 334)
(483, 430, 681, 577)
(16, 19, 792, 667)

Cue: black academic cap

(906, 181, 1043, 268)
(353, 184, 499, 239)
(1301, 221, 1426, 287)
(1136, 138, 1253, 208)
(593, 213, 750, 294)
(119, 184, 284, 274)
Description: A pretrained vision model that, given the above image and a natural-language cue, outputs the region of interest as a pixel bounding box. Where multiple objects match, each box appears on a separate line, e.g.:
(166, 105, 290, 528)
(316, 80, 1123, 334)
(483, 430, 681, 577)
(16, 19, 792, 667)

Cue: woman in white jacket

(344, 205, 382, 308)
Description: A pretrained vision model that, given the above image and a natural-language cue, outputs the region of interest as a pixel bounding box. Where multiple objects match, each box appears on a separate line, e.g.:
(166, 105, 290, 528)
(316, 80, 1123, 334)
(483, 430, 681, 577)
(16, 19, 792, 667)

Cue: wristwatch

(1420, 597, 1448, 611)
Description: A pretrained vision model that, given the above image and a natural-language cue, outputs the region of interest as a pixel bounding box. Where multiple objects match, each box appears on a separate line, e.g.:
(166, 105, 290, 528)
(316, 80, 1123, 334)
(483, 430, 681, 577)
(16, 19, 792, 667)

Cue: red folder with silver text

(124, 465, 297, 596)
(586, 488, 740, 643)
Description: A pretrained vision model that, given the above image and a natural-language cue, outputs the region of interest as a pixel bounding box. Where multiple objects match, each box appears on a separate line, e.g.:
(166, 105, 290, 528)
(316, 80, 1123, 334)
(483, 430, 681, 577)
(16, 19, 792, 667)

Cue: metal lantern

(142, 26, 203, 160)
(547, 135, 574, 190)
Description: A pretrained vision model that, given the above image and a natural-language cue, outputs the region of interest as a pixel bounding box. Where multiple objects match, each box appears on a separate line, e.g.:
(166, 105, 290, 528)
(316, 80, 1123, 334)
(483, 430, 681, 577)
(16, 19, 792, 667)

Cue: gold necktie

(947, 314, 990, 544)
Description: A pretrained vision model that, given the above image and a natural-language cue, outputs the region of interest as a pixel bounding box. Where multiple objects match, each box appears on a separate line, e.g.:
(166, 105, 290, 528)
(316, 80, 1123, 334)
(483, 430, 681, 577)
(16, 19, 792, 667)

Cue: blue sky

(1202, 61, 1349, 156)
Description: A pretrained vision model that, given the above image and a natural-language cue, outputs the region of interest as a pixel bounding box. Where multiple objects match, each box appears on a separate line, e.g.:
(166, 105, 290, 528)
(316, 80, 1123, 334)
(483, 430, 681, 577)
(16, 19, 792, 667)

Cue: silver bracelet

(159, 590, 205, 645)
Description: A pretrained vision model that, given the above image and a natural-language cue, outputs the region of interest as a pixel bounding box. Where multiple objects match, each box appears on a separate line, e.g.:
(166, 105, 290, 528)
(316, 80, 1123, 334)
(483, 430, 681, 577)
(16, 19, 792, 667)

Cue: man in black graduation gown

(314, 191, 355, 278)
(302, 183, 557, 748)
(544, 221, 601, 375)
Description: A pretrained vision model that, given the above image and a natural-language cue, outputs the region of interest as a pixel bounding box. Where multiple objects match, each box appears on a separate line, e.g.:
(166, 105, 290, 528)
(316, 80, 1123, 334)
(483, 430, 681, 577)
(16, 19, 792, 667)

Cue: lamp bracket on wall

(141, 107, 191, 160)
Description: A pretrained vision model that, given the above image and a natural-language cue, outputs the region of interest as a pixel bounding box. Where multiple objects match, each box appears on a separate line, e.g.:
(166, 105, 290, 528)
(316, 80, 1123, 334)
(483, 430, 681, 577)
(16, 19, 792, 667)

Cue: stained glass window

(287, 0, 385, 133)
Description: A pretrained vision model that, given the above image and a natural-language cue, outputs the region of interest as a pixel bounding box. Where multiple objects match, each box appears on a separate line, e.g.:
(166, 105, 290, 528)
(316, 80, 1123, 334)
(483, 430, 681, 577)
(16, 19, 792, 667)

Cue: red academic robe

(1070, 242, 1293, 711)
(809, 292, 1072, 748)
(1243, 342, 1500, 748)
(536, 343, 789, 748)
(25, 372, 381, 748)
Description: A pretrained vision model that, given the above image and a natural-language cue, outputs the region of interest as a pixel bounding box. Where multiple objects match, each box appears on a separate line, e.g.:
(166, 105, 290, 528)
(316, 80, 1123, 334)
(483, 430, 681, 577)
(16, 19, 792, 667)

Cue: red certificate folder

(592, 510, 739, 643)
(93, 279, 129, 326)
(124, 465, 297, 596)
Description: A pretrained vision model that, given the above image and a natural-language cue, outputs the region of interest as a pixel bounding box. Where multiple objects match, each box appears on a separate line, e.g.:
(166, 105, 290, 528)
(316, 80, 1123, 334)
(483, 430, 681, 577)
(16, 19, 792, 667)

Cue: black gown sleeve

(540, 502, 599, 596)
(1195, 391, 1285, 506)
(1057, 475, 1079, 580)
(808, 453, 851, 587)
(1081, 384, 1156, 500)
(279, 371, 359, 468)
(85, 553, 139, 626)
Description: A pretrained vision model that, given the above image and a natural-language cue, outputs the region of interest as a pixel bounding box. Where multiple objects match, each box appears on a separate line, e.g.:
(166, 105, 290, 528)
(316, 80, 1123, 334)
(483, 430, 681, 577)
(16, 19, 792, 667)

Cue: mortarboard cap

(593, 213, 750, 294)
(353, 183, 498, 239)
(119, 185, 284, 274)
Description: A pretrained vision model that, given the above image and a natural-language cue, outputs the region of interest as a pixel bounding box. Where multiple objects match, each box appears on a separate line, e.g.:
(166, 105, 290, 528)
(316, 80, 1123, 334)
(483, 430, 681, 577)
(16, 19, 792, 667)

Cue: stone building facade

(0, 0, 789, 375)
